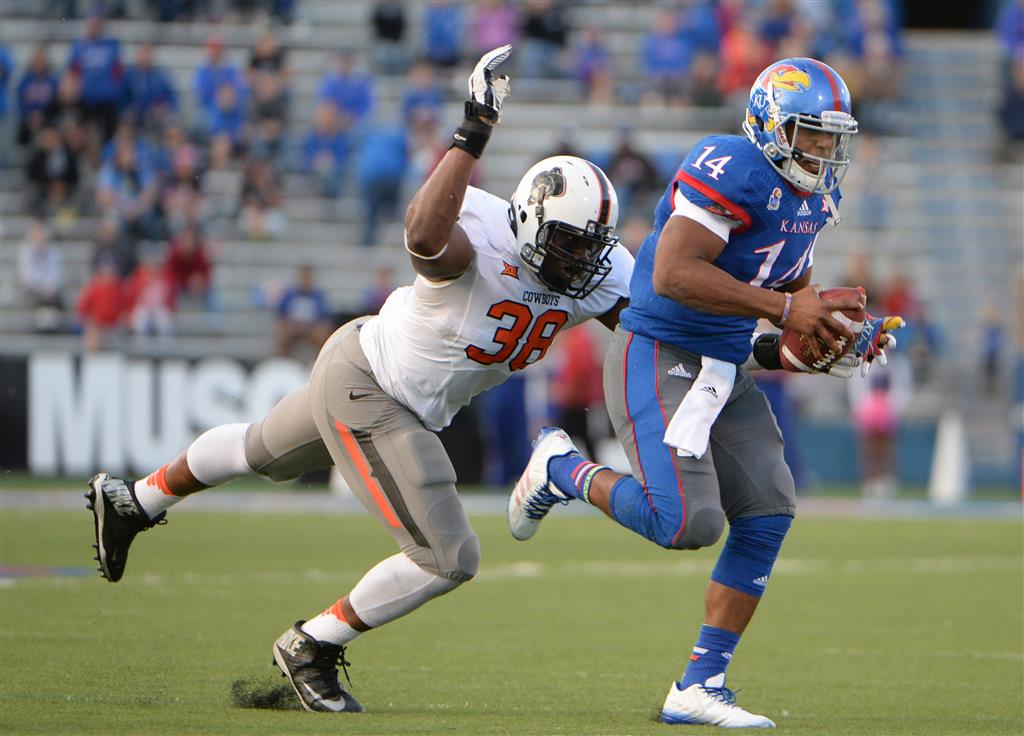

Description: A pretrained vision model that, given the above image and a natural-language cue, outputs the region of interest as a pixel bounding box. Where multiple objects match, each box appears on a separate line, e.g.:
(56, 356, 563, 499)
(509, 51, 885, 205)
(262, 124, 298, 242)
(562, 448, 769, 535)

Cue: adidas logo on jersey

(753, 575, 770, 587)
(796, 200, 812, 216)
(699, 385, 719, 399)
(668, 363, 694, 379)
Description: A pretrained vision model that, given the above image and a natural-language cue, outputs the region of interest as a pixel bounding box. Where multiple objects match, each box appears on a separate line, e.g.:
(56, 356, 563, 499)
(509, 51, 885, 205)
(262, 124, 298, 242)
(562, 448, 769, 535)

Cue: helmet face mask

(511, 156, 620, 299)
(527, 219, 617, 298)
(742, 58, 858, 194)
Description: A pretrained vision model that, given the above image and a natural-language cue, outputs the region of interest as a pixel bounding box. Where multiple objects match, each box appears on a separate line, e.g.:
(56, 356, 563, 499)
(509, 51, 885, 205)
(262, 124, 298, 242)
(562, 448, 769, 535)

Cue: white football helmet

(509, 156, 620, 299)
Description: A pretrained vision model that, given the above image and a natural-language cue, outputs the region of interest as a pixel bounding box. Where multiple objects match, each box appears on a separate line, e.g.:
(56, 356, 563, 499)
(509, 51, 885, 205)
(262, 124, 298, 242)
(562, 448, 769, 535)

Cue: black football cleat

(85, 473, 166, 582)
(272, 622, 364, 713)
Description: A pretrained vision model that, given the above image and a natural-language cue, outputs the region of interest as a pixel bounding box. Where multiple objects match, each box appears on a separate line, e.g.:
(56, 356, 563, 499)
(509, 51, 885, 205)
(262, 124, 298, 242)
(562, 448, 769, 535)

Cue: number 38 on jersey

(465, 300, 568, 371)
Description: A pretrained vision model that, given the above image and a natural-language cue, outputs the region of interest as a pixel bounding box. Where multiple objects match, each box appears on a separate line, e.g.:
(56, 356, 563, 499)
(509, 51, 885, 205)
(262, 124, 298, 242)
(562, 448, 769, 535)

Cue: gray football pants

(602, 326, 796, 550)
(242, 319, 480, 583)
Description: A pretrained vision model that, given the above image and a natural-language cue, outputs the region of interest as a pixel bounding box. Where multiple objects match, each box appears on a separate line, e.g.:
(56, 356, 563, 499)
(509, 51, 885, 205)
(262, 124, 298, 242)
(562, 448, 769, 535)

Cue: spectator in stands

(317, 48, 374, 134)
(641, 6, 693, 105)
(406, 107, 454, 186)
(520, 0, 570, 79)
(91, 215, 137, 278)
(423, 0, 463, 69)
(206, 81, 248, 152)
(402, 59, 446, 125)
(247, 28, 289, 159)
(194, 34, 246, 130)
(25, 124, 79, 218)
(100, 117, 155, 169)
(249, 28, 287, 81)
(164, 224, 216, 314)
(76, 256, 124, 351)
(718, 15, 772, 102)
(0, 42, 15, 156)
(202, 133, 243, 226)
(239, 156, 286, 240)
(550, 324, 604, 460)
(606, 128, 660, 217)
(997, 0, 1024, 148)
(371, 0, 408, 74)
(96, 132, 160, 239)
(361, 265, 395, 315)
(275, 264, 332, 359)
(123, 42, 177, 130)
(67, 9, 124, 141)
(16, 44, 60, 146)
(18, 218, 64, 332)
(356, 125, 407, 246)
(303, 102, 350, 200)
(758, 0, 797, 47)
(54, 72, 86, 144)
(249, 67, 288, 160)
(677, 0, 721, 54)
(688, 51, 724, 107)
(471, 0, 520, 57)
(999, 49, 1024, 149)
(124, 244, 175, 338)
(150, 122, 185, 185)
(160, 142, 204, 233)
(573, 26, 614, 105)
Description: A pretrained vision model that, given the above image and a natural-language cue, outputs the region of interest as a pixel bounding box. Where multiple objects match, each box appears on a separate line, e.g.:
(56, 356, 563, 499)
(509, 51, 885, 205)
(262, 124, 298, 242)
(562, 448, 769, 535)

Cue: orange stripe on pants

(334, 420, 401, 528)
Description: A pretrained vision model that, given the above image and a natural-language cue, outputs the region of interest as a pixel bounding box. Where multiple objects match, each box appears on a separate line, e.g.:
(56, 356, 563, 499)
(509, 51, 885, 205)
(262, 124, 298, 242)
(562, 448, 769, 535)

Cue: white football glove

(467, 44, 512, 123)
(827, 315, 905, 378)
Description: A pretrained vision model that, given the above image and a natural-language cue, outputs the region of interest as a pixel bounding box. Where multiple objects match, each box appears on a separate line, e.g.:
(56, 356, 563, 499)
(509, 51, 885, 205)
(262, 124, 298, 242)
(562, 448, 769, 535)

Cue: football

(779, 287, 866, 373)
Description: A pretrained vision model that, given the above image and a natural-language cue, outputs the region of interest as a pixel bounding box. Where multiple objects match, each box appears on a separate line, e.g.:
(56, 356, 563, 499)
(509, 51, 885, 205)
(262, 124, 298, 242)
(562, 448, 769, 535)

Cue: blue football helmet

(742, 57, 858, 194)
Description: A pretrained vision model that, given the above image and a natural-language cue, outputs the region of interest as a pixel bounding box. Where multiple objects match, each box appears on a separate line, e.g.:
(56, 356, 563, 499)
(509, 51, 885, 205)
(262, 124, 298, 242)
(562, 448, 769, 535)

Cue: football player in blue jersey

(509, 58, 904, 728)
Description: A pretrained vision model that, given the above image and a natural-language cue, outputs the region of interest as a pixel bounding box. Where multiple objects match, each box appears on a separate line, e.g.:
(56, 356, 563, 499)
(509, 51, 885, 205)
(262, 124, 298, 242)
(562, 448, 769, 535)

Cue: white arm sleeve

(670, 188, 739, 242)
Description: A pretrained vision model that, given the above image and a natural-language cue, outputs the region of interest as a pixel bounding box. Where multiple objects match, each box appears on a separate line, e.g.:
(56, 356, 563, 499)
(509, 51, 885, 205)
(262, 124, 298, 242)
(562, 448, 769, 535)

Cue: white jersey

(360, 186, 634, 431)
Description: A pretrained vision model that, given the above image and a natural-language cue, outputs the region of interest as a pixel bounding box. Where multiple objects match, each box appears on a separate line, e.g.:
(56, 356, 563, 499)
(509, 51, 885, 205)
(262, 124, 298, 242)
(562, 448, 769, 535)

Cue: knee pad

(406, 526, 480, 584)
(710, 514, 792, 597)
(443, 533, 480, 583)
(669, 507, 726, 551)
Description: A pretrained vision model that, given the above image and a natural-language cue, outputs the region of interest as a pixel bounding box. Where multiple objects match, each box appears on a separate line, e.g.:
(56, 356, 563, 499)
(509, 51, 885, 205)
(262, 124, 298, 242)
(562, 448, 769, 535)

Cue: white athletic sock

(185, 423, 253, 486)
(348, 553, 461, 628)
(303, 555, 458, 645)
(133, 466, 182, 519)
(301, 602, 363, 646)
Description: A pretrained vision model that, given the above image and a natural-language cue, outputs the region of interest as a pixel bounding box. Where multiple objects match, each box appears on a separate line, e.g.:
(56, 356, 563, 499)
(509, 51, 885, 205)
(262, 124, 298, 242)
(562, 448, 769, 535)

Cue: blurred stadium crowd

(1, 0, 1021, 491)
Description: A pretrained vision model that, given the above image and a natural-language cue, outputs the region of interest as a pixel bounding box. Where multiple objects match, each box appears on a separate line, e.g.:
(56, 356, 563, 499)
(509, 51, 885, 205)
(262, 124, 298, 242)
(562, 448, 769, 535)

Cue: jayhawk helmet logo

(766, 64, 811, 93)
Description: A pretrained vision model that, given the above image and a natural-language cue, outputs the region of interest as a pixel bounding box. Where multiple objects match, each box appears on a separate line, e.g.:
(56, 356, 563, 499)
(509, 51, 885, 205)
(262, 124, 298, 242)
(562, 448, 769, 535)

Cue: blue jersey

(620, 134, 840, 363)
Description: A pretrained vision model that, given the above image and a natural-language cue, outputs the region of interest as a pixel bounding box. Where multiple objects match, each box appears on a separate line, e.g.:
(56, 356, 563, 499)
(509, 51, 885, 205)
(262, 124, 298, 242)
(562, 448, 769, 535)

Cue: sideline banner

(0, 353, 307, 476)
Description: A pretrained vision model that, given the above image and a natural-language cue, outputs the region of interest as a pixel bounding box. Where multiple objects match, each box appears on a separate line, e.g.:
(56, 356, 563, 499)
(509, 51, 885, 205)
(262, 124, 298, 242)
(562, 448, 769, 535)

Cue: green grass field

(1, 508, 1021, 736)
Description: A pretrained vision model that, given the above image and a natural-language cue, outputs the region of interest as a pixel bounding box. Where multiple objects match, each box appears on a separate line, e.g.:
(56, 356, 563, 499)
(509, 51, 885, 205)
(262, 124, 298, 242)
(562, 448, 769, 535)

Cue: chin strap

(824, 191, 841, 225)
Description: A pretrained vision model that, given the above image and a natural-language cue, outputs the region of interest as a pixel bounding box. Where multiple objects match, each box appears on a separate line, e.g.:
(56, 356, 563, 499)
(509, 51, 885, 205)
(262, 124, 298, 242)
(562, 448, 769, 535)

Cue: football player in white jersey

(85, 46, 634, 713)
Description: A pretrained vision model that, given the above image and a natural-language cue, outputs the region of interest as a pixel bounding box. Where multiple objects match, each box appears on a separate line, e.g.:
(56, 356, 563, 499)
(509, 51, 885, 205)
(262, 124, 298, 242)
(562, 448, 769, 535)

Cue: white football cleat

(661, 675, 775, 728)
(507, 426, 577, 541)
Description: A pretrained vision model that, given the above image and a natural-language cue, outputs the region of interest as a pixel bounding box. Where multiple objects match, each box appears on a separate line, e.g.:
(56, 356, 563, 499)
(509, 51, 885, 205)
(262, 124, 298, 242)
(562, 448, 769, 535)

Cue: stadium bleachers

(1, 8, 1020, 373)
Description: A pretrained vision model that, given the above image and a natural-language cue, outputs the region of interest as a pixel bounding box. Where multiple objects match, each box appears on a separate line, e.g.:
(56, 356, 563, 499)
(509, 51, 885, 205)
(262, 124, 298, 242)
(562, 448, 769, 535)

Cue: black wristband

(752, 333, 783, 370)
(449, 111, 493, 159)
